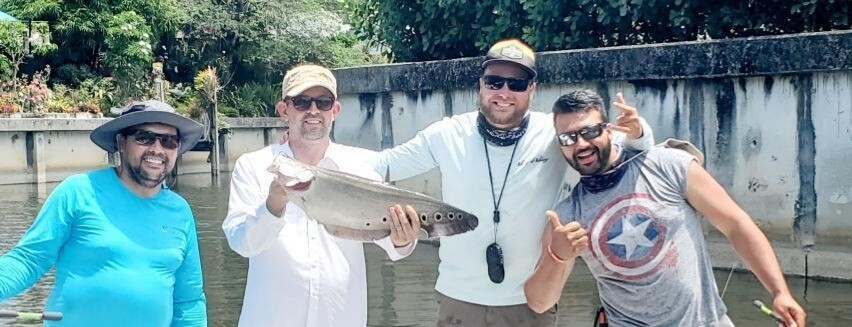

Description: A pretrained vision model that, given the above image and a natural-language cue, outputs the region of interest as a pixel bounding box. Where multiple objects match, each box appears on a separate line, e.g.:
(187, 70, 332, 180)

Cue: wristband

(547, 243, 566, 264)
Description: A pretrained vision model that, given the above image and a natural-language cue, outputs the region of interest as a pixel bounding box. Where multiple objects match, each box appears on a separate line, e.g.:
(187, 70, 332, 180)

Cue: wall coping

(0, 117, 285, 132)
(333, 30, 852, 94)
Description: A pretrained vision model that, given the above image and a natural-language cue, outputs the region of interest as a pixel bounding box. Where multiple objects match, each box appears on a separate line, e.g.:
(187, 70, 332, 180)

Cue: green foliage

(0, 21, 55, 82)
(174, 0, 383, 85)
(220, 82, 280, 117)
(348, 0, 852, 62)
(103, 11, 154, 99)
(1, 0, 180, 81)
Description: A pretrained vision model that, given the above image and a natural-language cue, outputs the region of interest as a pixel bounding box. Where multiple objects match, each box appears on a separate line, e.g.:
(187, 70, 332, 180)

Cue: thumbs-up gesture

(546, 210, 588, 261)
(611, 92, 644, 140)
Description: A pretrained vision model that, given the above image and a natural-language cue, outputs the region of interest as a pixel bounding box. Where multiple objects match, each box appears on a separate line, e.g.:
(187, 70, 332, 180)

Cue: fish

(267, 153, 479, 241)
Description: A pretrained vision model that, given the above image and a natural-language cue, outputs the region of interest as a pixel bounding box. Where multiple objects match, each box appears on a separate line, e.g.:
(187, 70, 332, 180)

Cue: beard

(566, 143, 612, 176)
(296, 115, 331, 141)
(479, 95, 527, 128)
(123, 152, 171, 188)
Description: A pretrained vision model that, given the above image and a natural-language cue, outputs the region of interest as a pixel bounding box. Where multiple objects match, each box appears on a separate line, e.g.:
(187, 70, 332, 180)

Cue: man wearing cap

(0, 100, 207, 327)
(367, 39, 656, 326)
(222, 64, 421, 327)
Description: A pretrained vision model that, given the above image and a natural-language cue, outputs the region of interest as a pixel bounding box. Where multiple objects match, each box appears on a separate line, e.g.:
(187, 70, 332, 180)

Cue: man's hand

(611, 92, 644, 139)
(388, 204, 421, 247)
(265, 179, 289, 217)
(546, 210, 588, 261)
(773, 292, 806, 327)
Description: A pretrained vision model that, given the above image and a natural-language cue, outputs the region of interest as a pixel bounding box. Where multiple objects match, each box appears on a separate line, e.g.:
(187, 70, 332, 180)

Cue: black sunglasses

(557, 122, 609, 146)
(287, 95, 335, 111)
(125, 129, 181, 150)
(482, 75, 531, 92)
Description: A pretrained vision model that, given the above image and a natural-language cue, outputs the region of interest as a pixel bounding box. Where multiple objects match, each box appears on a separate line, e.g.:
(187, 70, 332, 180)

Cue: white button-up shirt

(223, 142, 414, 327)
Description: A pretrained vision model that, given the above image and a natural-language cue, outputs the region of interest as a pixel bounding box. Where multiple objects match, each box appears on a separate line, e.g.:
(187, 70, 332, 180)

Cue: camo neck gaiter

(476, 112, 530, 146)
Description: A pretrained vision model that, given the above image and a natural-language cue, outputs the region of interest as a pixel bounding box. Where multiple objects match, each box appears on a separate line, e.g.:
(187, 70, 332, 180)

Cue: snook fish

(268, 154, 479, 241)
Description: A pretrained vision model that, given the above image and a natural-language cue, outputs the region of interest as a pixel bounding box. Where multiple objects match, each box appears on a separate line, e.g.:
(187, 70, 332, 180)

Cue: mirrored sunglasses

(556, 122, 609, 146)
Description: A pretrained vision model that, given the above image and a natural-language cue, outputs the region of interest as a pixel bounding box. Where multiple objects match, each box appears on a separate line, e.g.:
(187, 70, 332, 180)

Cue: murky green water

(1, 173, 850, 326)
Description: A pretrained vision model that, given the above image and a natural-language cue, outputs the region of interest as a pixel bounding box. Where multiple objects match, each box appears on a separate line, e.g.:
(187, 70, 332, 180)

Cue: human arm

(367, 122, 444, 182)
(686, 161, 806, 327)
(525, 211, 588, 313)
(0, 180, 75, 300)
(373, 205, 420, 261)
(172, 218, 207, 326)
(222, 156, 288, 258)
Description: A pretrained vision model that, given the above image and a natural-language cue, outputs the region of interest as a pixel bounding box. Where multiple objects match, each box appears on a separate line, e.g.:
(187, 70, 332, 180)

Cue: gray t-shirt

(554, 147, 731, 327)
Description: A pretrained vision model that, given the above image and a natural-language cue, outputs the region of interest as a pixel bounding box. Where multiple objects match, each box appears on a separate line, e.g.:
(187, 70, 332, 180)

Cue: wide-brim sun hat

(90, 100, 204, 154)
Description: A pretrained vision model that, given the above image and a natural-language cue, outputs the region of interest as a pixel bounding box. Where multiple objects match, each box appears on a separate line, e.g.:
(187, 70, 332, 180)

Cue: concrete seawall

(1, 31, 850, 279)
(330, 31, 852, 280)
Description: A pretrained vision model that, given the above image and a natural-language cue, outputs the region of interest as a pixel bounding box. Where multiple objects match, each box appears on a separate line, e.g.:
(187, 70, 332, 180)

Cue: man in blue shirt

(0, 100, 208, 326)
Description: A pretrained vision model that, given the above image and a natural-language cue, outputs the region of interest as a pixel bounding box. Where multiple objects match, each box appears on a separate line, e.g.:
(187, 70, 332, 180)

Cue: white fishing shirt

(368, 111, 654, 306)
(223, 142, 414, 327)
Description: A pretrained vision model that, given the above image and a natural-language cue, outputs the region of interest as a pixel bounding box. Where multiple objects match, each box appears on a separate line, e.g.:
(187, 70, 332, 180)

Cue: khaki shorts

(436, 292, 557, 327)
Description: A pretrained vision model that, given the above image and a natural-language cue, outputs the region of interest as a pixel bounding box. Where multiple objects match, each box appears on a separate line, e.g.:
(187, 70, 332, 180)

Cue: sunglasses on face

(126, 129, 181, 150)
(287, 95, 335, 111)
(557, 122, 609, 146)
(482, 75, 531, 92)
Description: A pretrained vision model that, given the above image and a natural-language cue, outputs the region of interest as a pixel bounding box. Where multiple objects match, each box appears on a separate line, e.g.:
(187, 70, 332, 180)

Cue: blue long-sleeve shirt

(0, 168, 207, 326)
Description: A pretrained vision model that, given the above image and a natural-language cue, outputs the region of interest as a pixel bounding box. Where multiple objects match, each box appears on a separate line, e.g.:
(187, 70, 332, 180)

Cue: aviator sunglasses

(482, 75, 532, 92)
(287, 95, 335, 111)
(557, 122, 609, 146)
(125, 129, 181, 150)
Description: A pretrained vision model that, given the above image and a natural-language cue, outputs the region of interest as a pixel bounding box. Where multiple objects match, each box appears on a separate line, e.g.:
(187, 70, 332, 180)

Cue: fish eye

(382, 216, 387, 223)
(435, 213, 442, 221)
(421, 214, 428, 222)
(448, 212, 455, 220)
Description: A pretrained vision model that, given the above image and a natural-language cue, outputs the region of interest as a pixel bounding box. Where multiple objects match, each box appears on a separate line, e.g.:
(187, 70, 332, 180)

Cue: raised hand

(388, 204, 421, 247)
(546, 210, 588, 262)
(611, 92, 644, 139)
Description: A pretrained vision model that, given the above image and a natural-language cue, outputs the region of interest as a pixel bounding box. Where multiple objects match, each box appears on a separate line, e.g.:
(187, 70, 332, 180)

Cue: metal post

(210, 91, 220, 176)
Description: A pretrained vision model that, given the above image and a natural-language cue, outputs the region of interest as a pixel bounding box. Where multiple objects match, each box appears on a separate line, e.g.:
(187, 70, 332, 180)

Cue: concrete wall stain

(25, 132, 33, 168)
(687, 81, 705, 153)
(380, 92, 395, 149)
(442, 89, 454, 118)
(713, 79, 737, 188)
(358, 93, 377, 130)
(673, 86, 683, 138)
(764, 76, 775, 99)
(794, 74, 818, 247)
(742, 127, 763, 160)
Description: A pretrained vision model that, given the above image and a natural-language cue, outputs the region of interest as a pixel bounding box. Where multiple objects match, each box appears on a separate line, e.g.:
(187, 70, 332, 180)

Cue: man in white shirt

(222, 64, 421, 327)
(367, 39, 656, 327)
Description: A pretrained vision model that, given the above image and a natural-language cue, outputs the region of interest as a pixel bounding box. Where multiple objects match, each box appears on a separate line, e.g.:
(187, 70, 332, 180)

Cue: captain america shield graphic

(588, 193, 673, 279)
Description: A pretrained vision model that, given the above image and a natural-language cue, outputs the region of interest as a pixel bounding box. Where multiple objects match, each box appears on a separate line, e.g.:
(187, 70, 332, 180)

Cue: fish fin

(323, 224, 391, 242)
(421, 215, 479, 239)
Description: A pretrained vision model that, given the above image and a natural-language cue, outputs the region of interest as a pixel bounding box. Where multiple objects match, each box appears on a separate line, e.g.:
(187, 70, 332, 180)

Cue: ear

(331, 101, 341, 121)
(276, 100, 288, 121)
(528, 82, 537, 101)
(115, 134, 125, 152)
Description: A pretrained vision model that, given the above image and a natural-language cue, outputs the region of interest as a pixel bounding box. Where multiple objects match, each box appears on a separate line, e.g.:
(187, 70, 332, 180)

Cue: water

(1, 173, 851, 326)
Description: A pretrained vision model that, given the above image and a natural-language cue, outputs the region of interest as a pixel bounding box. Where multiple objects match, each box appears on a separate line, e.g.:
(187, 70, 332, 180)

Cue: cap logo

(501, 45, 524, 59)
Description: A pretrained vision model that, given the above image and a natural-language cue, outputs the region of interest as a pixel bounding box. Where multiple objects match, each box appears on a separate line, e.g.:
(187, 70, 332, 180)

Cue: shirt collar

(274, 141, 343, 170)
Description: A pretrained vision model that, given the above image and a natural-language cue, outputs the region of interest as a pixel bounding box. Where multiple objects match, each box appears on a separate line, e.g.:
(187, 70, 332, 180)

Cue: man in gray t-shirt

(524, 89, 806, 327)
